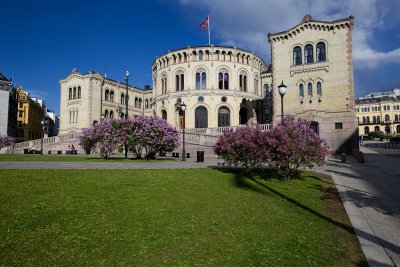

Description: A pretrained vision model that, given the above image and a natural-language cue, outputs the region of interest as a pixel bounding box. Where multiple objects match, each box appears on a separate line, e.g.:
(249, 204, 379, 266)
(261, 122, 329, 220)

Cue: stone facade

(0, 73, 17, 137)
(355, 89, 400, 137)
(268, 15, 358, 153)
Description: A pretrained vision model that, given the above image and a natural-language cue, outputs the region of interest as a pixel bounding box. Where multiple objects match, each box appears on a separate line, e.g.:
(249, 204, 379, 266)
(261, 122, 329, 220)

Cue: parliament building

(59, 15, 358, 153)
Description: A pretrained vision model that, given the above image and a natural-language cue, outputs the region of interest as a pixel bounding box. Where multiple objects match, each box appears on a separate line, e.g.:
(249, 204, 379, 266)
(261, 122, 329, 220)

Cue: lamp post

(175, 100, 186, 161)
(278, 81, 287, 122)
(124, 71, 129, 159)
(40, 120, 44, 156)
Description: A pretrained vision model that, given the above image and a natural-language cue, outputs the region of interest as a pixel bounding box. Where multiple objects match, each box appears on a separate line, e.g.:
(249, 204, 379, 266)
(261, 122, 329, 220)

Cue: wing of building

(59, 15, 358, 153)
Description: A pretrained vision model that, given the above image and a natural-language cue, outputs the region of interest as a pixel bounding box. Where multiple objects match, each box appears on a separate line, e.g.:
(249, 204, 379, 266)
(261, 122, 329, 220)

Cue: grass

(0, 169, 366, 266)
(0, 154, 173, 162)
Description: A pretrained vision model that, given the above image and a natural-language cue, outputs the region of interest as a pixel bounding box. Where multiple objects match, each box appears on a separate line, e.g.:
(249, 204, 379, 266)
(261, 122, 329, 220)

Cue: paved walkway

(1, 150, 400, 266)
(318, 147, 400, 267)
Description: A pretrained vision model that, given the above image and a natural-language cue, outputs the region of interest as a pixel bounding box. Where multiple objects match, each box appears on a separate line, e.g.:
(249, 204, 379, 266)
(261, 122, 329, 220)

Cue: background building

(0, 73, 17, 137)
(355, 88, 400, 138)
(16, 87, 44, 142)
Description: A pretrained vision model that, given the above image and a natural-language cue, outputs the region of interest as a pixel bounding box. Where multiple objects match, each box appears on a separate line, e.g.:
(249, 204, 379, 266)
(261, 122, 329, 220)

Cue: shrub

(0, 135, 15, 150)
(368, 131, 384, 140)
(266, 116, 330, 180)
(213, 124, 269, 169)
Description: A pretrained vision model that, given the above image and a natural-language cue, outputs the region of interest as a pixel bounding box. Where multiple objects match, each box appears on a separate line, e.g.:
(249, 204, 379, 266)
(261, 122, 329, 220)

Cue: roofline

(268, 15, 354, 41)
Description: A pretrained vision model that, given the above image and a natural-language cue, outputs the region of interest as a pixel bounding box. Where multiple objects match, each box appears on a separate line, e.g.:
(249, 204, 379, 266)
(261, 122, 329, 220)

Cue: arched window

(73, 87, 77, 99)
(110, 91, 114, 102)
(78, 86, 81, 99)
(196, 68, 207, 90)
(317, 82, 322, 96)
(218, 68, 229, 90)
(121, 94, 125, 104)
(110, 110, 114, 119)
(364, 126, 369, 134)
(385, 114, 390, 122)
(375, 126, 380, 132)
(373, 116, 376, 123)
(397, 125, 400, 134)
(293, 46, 302, 65)
(264, 84, 269, 97)
(366, 116, 370, 123)
(377, 116, 381, 123)
(299, 84, 304, 97)
(139, 98, 142, 108)
(254, 76, 259, 94)
(316, 42, 326, 62)
(308, 83, 313, 97)
(394, 114, 399, 122)
(104, 109, 109, 118)
(161, 74, 167, 94)
(199, 51, 203, 61)
(105, 90, 110, 101)
(69, 88, 72, 100)
(175, 71, 184, 91)
(239, 71, 247, 92)
(218, 107, 230, 127)
(195, 106, 208, 128)
(305, 44, 314, 64)
(135, 97, 138, 108)
(239, 107, 248, 125)
(145, 99, 149, 109)
(310, 121, 319, 135)
(120, 112, 124, 119)
(384, 106, 387, 111)
(161, 110, 167, 121)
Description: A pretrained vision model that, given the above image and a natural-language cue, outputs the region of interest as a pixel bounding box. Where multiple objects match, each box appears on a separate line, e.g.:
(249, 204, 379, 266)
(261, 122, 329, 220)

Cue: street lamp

(175, 100, 186, 161)
(124, 71, 129, 159)
(278, 81, 287, 122)
(40, 120, 45, 156)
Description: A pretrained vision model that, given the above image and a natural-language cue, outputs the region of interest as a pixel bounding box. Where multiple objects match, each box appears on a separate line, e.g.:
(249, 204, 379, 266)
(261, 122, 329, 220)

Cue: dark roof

(0, 73, 10, 82)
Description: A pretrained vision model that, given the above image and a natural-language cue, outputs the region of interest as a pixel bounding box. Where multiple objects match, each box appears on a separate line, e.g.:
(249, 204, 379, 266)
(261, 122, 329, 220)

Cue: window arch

(199, 50, 204, 60)
(364, 126, 369, 134)
(373, 116, 376, 123)
(218, 107, 230, 127)
(175, 70, 184, 91)
(385, 114, 390, 122)
(121, 93, 125, 104)
(135, 97, 138, 108)
(105, 90, 110, 101)
(293, 46, 302, 65)
(69, 88, 72, 100)
(145, 99, 149, 109)
(299, 84, 304, 98)
(218, 68, 229, 90)
(110, 91, 114, 102)
(375, 126, 380, 132)
(239, 70, 248, 92)
(73, 87, 77, 99)
(110, 110, 114, 119)
(377, 116, 381, 123)
(308, 83, 313, 97)
(305, 44, 314, 63)
(195, 106, 208, 128)
(316, 42, 326, 62)
(317, 82, 322, 96)
(195, 68, 207, 90)
(394, 114, 399, 122)
(161, 74, 167, 94)
(161, 110, 167, 121)
(104, 109, 109, 118)
(78, 86, 81, 99)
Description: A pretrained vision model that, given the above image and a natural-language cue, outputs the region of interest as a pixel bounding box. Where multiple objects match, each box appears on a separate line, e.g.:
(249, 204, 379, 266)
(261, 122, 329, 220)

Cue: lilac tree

(0, 135, 15, 150)
(213, 124, 269, 169)
(266, 116, 330, 180)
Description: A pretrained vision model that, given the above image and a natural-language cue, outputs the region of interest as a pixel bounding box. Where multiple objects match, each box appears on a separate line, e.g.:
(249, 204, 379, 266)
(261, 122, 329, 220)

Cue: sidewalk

(318, 147, 400, 267)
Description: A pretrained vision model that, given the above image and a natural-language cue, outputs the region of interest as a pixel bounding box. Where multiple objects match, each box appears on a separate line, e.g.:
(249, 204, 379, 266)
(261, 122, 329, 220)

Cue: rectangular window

(19, 111, 23, 117)
(264, 107, 270, 115)
(335, 123, 343, 129)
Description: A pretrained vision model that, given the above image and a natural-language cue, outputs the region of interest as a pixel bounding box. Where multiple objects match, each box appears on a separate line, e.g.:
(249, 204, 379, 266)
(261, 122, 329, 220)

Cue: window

(175, 71, 184, 91)
(161, 75, 167, 94)
(134, 97, 138, 108)
(218, 107, 230, 127)
(377, 116, 381, 123)
(316, 42, 326, 62)
(69, 88, 72, 100)
(199, 51, 203, 60)
(264, 84, 269, 97)
(305, 44, 314, 64)
(105, 90, 110, 101)
(19, 111, 23, 117)
(395, 115, 399, 122)
(254, 76, 259, 94)
(195, 106, 208, 128)
(293, 46, 302, 65)
(218, 69, 229, 90)
(364, 126, 369, 134)
(73, 87, 77, 99)
(110, 110, 114, 119)
(121, 94, 125, 104)
(195, 68, 207, 90)
(308, 83, 313, 97)
(110, 91, 114, 102)
(239, 71, 247, 92)
(375, 126, 380, 132)
(366, 117, 370, 123)
(335, 123, 343, 129)
(145, 99, 149, 109)
(385, 114, 390, 122)
(387, 105, 390, 111)
(373, 116, 376, 123)
(299, 84, 304, 97)
(161, 110, 167, 121)
(78, 86, 81, 98)
(317, 82, 322, 96)
(104, 109, 109, 118)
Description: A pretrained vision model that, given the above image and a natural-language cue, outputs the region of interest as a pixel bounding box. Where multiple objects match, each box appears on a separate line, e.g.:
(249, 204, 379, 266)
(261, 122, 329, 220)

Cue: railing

(179, 124, 271, 135)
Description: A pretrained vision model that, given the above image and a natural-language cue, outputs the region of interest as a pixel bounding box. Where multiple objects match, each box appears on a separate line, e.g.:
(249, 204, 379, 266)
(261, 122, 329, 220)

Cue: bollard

(341, 153, 347, 163)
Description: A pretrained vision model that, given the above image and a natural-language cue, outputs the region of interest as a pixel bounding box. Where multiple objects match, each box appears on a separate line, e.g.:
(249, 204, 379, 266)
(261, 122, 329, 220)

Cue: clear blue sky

(2, 0, 400, 114)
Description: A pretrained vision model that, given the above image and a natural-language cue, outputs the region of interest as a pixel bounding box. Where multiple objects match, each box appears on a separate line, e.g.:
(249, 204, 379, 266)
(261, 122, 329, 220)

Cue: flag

(200, 16, 209, 31)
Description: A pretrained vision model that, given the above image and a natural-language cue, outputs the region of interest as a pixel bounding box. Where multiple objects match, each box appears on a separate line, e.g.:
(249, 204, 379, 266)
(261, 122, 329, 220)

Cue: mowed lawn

(0, 154, 172, 162)
(0, 169, 365, 266)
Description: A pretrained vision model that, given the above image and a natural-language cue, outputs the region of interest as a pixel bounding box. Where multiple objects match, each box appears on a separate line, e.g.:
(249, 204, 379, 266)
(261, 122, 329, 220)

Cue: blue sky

(1, 0, 400, 114)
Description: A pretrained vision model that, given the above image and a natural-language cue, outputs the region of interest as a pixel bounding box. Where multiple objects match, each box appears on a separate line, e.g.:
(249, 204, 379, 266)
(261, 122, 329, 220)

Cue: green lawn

(0, 169, 365, 266)
(0, 154, 172, 162)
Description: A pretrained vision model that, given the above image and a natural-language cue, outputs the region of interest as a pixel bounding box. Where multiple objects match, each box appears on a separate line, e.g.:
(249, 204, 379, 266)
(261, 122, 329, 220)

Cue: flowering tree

(0, 135, 15, 150)
(266, 116, 330, 180)
(213, 124, 269, 169)
(78, 127, 97, 153)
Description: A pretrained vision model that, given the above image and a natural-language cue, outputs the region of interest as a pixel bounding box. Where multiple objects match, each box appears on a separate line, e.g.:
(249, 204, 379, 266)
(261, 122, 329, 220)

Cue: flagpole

(208, 15, 211, 46)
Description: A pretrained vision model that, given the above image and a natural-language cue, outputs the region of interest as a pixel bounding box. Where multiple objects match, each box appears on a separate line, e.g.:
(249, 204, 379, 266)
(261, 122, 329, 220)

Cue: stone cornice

(268, 15, 354, 43)
(290, 62, 329, 77)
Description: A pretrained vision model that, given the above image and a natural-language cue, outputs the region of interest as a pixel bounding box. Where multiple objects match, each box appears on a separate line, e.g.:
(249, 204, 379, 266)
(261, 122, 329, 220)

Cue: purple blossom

(0, 135, 15, 150)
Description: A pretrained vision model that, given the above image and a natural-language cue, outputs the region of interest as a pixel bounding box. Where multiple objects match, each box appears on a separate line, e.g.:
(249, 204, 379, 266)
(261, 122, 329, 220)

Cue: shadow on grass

(212, 166, 400, 262)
